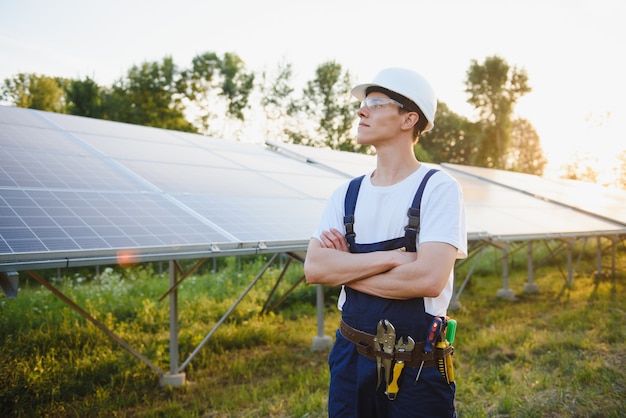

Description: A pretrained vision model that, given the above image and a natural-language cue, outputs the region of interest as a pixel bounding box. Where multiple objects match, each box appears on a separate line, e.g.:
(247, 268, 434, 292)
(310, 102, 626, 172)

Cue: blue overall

(327, 169, 456, 418)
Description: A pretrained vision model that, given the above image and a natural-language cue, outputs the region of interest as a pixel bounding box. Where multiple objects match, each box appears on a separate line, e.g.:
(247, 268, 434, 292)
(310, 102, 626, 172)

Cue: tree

(220, 52, 255, 121)
(562, 154, 599, 183)
(182, 51, 254, 137)
(107, 56, 195, 132)
(182, 52, 222, 134)
(287, 61, 359, 151)
(258, 60, 295, 142)
(465, 56, 531, 168)
(1, 73, 67, 112)
(420, 101, 481, 165)
(504, 118, 547, 175)
(65, 77, 103, 118)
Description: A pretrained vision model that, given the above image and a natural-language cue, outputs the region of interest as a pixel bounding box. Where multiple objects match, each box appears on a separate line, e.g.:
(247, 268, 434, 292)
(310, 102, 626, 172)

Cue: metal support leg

(524, 241, 539, 293)
(450, 243, 487, 311)
(497, 243, 515, 300)
(161, 260, 186, 387)
(311, 284, 332, 351)
(597, 236, 603, 274)
(611, 237, 617, 280)
(610, 237, 617, 294)
(261, 257, 292, 314)
(0, 271, 18, 298)
(567, 241, 574, 285)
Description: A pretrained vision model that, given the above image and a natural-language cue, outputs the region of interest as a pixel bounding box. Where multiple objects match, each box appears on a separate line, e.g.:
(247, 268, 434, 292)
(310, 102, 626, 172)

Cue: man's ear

(401, 112, 419, 131)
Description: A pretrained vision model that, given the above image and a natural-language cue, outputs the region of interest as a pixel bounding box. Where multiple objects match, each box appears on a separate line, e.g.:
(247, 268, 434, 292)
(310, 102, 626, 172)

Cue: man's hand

(319, 228, 349, 252)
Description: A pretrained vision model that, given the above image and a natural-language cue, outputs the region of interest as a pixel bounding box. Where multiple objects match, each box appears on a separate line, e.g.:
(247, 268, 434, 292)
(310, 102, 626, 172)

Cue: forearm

(347, 263, 442, 299)
(348, 242, 458, 299)
(304, 239, 408, 287)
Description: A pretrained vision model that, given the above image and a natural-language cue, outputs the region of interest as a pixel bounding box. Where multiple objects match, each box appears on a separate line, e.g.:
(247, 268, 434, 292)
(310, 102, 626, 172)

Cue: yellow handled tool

(387, 362, 405, 398)
(385, 336, 415, 400)
(445, 349, 455, 383)
(436, 340, 455, 383)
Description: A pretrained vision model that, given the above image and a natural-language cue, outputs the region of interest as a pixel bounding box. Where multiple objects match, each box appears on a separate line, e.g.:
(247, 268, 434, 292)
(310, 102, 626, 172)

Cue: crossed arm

(303, 228, 458, 300)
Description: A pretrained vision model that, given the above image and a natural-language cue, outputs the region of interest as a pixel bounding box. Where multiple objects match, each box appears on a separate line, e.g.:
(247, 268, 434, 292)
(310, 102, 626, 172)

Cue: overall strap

(343, 175, 365, 250)
(404, 168, 439, 252)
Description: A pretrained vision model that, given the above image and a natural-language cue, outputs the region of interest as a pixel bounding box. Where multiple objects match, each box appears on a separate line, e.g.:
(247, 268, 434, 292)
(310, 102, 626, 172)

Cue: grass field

(1, 245, 624, 417)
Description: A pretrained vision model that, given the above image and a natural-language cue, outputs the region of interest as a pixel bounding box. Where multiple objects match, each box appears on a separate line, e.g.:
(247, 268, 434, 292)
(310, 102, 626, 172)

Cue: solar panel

(78, 133, 240, 168)
(39, 108, 182, 143)
(1, 147, 147, 191)
(176, 194, 324, 242)
(449, 169, 624, 241)
(0, 189, 235, 258)
(1, 106, 626, 272)
(443, 163, 626, 225)
(0, 107, 348, 270)
(0, 106, 51, 128)
(266, 140, 376, 178)
(265, 140, 626, 242)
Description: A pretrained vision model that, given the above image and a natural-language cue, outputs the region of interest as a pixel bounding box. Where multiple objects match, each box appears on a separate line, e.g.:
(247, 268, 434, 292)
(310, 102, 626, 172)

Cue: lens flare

(117, 249, 140, 267)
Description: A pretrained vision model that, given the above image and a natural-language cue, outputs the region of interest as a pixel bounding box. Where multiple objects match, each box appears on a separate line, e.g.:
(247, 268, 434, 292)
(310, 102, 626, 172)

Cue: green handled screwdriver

(446, 319, 457, 345)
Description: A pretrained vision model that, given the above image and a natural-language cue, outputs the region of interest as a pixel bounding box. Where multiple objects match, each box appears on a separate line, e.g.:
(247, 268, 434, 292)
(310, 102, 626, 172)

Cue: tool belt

(340, 319, 453, 368)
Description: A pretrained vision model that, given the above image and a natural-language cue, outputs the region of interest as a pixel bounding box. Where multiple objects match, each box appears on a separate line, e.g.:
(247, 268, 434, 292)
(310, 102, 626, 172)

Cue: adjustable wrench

(386, 336, 415, 400)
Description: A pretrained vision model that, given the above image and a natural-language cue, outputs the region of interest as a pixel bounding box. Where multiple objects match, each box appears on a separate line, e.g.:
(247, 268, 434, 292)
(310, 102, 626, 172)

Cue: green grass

(1, 247, 625, 417)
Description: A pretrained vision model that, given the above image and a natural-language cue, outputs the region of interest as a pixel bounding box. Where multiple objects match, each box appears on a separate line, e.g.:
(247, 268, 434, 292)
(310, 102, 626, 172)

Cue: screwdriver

(446, 318, 457, 344)
(415, 317, 442, 383)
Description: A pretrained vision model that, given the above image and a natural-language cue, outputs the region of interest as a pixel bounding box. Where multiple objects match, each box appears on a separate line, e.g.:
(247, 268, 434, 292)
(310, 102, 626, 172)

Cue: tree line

(1, 53, 547, 174)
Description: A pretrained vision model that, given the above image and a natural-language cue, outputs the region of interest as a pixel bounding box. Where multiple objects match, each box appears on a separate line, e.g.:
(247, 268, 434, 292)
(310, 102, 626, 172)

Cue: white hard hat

(351, 67, 437, 133)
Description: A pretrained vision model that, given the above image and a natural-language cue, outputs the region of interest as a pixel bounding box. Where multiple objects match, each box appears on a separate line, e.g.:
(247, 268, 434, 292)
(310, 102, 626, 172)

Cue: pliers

(374, 319, 396, 390)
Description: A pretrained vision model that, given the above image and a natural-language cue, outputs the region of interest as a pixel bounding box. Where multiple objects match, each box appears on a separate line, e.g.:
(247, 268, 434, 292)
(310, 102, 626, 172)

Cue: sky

(1, 0, 624, 181)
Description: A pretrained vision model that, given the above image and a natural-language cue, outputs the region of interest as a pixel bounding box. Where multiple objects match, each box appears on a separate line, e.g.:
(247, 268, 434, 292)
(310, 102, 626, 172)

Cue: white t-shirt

(313, 165, 468, 317)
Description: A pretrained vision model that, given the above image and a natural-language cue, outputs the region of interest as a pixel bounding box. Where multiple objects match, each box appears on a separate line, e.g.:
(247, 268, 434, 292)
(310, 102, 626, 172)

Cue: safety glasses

(360, 97, 404, 111)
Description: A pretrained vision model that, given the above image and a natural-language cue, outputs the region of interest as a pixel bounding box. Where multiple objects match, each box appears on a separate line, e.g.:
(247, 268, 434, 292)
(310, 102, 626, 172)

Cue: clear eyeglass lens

(361, 98, 403, 111)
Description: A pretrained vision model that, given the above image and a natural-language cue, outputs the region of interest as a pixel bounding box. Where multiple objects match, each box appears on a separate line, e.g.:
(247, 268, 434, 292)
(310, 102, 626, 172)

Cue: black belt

(339, 320, 453, 368)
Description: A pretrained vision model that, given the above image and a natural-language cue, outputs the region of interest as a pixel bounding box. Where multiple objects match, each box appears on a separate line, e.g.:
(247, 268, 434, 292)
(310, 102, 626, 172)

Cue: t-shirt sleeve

(311, 181, 350, 241)
(418, 174, 468, 259)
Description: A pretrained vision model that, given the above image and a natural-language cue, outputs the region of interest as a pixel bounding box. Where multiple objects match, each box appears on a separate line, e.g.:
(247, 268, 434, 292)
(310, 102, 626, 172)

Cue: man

(304, 67, 467, 417)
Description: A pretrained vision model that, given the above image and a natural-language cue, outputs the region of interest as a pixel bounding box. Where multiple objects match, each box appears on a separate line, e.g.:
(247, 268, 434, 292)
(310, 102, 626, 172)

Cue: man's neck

(371, 149, 421, 186)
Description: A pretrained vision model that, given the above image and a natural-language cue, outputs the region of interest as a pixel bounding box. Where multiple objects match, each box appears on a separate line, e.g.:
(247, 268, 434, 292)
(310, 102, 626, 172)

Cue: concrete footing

(311, 335, 333, 351)
(523, 283, 539, 293)
(496, 288, 516, 300)
(160, 372, 186, 387)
